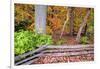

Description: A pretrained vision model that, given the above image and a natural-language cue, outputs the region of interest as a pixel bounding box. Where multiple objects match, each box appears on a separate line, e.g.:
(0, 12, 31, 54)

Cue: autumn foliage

(15, 4, 94, 45)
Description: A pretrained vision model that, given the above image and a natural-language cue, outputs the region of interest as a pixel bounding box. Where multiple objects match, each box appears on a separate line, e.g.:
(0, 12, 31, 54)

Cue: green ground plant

(15, 30, 53, 55)
(80, 36, 89, 44)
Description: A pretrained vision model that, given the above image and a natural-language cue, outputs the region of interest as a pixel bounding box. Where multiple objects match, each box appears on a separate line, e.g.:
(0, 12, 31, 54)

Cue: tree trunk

(60, 7, 70, 39)
(69, 7, 74, 36)
(83, 24, 87, 35)
(35, 5, 47, 34)
(76, 8, 91, 42)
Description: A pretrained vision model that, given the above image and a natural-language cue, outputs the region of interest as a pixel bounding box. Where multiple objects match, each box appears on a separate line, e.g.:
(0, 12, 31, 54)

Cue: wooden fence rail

(15, 45, 47, 61)
(15, 44, 94, 65)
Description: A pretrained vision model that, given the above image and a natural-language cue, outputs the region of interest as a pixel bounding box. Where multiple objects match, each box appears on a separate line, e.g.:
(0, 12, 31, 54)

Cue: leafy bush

(86, 23, 94, 43)
(15, 30, 53, 55)
(80, 36, 89, 44)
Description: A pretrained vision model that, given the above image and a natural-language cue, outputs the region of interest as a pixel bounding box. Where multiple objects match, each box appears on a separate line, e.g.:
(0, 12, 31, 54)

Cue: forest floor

(52, 33, 78, 45)
(30, 32, 94, 64)
(31, 33, 94, 64)
(32, 54, 94, 64)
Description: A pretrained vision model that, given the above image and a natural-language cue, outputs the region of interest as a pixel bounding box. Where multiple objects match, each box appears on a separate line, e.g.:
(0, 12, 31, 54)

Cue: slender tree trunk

(60, 7, 70, 39)
(69, 7, 74, 36)
(76, 8, 91, 42)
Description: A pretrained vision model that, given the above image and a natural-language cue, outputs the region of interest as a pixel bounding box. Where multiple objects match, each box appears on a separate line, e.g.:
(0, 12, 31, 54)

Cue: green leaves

(15, 30, 53, 55)
(80, 36, 89, 44)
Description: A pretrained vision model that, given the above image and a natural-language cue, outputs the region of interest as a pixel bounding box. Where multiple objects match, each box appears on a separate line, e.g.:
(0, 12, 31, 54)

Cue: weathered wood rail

(15, 44, 94, 65)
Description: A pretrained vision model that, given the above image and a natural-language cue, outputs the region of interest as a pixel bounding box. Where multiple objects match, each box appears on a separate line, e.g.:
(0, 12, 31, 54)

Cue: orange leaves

(48, 17, 62, 32)
(15, 4, 94, 35)
(47, 6, 67, 34)
(15, 4, 35, 31)
(46, 26, 53, 35)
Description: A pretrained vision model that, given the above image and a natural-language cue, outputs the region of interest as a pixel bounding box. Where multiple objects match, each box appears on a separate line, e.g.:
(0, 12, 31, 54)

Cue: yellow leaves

(47, 6, 67, 34)
(15, 4, 35, 31)
(46, 26, 53, 35)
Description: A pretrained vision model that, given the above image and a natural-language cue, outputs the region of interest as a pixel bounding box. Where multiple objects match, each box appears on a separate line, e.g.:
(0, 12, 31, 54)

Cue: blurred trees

(69, 7, 74, 36)
(76, 8, 91, 42)
(15, 4, 35, 31)
(14, 4, 94, 44)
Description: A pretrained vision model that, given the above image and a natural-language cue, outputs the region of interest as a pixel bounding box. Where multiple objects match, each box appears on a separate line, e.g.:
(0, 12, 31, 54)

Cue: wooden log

(15, 53, 43, 65)
(16, 50, 93, 65)
(46, 45, 93, 49)
(42, 50, 94, 57)
(15, 44, 94, 65)
(42, 47, 94, 53)
(22, 58, 39, 65)
(15, 45, 47, 61)
(15, 44, 93, 61)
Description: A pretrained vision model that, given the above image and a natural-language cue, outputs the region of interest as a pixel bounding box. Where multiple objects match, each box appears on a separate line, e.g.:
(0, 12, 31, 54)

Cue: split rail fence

(15, 44, 94, 65)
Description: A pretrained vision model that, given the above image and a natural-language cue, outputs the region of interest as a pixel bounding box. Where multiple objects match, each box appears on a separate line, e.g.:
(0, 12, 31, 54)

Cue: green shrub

(80, 36, 88, 44)
(15, 30, 53, 55)
(56, 40, 65, 45)
(86, 24, 94, 43)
